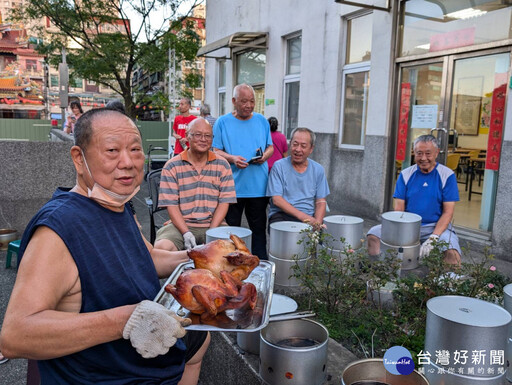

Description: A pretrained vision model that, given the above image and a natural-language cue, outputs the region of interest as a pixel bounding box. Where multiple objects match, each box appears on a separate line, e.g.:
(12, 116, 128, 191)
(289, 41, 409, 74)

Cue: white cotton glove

(183, 231, 197, 250)
(123, 300, 191, 359)
(420, 234, 439, 258)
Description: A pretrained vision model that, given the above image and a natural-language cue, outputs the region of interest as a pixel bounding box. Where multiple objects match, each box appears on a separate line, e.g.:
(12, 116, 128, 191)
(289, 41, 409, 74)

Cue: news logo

(383, 346, 415, 375)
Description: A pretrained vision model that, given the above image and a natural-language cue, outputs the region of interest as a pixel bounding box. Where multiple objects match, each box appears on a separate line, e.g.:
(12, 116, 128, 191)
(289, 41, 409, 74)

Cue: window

(70, 77, 83, 88)
(400, 0, 512, 57)
(340, 68, 370, 147)
(236, 49, 266, 85)
(85, 80, 99, 92)
(346, 13, 372, 64)
(339, 13, 372, 148)
(218, 60, 226, 116)
(50, 74, 59, 87)
(283, 34, 301, 138)
(26, 60, 37, 71)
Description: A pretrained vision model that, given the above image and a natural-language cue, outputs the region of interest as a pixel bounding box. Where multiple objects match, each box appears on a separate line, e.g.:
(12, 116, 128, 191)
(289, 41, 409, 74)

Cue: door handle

(430, 127, 447, 154)
(430, 127, 447, 134)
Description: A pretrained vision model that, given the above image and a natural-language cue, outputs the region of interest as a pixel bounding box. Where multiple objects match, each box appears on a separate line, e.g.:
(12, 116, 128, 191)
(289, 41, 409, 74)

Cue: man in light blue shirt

(213, 84, 274, 259)
(267, 127, 330, 229)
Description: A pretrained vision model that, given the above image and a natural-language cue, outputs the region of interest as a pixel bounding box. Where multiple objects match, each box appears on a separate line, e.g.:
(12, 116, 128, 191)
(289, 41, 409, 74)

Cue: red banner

(485, 81, 506, 171)
(396, 83, 411, 161)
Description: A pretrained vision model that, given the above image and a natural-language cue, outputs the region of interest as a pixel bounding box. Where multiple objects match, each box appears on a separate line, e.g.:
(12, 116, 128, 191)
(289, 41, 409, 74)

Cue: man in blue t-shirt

(367, 135, 461, 266)
(213, 84, 274, 259)
(267, 127, 330, 229)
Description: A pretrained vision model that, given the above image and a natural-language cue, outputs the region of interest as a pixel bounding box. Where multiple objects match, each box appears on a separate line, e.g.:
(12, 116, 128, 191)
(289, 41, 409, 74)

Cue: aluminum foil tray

(154, 260, 276, 332)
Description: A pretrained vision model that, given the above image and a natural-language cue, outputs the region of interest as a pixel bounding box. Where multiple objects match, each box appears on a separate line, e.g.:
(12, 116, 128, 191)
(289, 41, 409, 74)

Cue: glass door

(395, 50, 510, 232)
(447, 52, 509, 231)
(395, 60, 447, 179)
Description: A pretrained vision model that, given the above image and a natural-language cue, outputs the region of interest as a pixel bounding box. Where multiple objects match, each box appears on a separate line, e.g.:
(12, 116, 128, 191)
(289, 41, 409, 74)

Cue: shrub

(290, 227, 511, 361)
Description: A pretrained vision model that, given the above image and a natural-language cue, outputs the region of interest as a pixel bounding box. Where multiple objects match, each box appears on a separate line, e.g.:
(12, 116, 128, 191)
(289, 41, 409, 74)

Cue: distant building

(0, 22, 45, 118)
(132, 4, 206, 120)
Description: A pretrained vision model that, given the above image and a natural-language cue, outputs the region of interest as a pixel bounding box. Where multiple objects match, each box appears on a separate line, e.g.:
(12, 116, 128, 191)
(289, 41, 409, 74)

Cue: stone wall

(492, 139, 512, 261)
(311, 133, 390, 220)
(0, 139, 75, 236)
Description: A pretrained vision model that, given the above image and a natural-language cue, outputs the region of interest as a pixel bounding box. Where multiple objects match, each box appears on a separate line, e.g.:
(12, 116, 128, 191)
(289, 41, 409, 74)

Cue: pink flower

(488, 283, 495, 289)
(348, 249, 355, 254)
(490, 266, 496, 271)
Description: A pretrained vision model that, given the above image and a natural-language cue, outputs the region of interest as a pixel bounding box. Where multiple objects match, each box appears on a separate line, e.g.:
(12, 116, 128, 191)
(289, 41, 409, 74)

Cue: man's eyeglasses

(189, 133, 213, 140)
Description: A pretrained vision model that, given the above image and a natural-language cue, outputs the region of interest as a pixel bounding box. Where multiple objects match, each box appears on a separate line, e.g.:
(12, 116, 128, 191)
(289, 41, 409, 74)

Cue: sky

(123, 0, 200, 42)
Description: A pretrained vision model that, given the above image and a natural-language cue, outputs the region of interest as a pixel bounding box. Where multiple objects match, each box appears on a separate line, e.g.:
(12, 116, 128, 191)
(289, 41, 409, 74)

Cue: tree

(11, 0, 202, 118)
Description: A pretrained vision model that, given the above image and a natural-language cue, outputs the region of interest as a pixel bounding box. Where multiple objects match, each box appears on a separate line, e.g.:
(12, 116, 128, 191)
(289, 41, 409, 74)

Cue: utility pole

(168, 47, 176, 157)
(58, 47, 69, 130)
(42, 60, 50, 119)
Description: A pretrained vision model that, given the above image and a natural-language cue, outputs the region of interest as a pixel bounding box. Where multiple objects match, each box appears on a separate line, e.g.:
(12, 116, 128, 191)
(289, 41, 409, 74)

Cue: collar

(180, 149, 216, 162)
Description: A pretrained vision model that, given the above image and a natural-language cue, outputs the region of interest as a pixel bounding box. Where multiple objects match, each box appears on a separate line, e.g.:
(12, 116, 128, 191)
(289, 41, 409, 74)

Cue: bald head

(74, 108, 138, 152)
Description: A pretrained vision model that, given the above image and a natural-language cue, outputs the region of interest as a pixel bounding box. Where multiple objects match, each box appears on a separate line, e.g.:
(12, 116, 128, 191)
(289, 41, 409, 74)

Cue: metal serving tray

(154, 260, 276, 332)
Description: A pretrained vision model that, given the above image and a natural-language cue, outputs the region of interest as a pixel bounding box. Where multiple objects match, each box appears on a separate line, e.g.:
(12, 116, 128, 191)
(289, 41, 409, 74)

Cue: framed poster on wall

(454, 76, 483, 136)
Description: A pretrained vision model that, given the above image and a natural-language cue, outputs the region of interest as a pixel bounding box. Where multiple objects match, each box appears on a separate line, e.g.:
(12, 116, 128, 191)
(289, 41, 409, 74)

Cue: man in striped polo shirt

(154, 118, 237, 251)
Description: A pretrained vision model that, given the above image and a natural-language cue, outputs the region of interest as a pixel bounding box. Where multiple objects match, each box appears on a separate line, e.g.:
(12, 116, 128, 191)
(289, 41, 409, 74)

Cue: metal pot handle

(268, 311, 316, 322)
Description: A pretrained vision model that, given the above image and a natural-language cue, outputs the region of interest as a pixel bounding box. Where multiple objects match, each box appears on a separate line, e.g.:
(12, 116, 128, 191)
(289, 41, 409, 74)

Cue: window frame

(217, 59, 226, 117)
(338, 62, 371, 150)
(282, 32, 302, 138)
(338, 12, 372, 149)
(234, 48, 266, 88)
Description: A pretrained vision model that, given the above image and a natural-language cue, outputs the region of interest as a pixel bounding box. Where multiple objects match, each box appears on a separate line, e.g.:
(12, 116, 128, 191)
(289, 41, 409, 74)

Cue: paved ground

(0, 179, 510, 384)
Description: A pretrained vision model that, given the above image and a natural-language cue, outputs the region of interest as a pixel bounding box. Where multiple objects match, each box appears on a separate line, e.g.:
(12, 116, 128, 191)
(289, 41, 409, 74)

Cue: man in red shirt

(173, 98, 197, 155)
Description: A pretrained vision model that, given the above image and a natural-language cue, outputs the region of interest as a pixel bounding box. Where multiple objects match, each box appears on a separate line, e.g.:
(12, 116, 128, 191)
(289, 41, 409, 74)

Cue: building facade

(200, 0, 512, 260)
(132, 5, 206, 120)
(0, 23, 45, 118)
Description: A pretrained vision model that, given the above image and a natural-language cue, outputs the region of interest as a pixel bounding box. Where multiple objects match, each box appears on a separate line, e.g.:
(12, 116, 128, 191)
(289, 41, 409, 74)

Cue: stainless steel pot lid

(381, 211, 421, 223)
(427, 295, 511, 327)
(324, 215, 363, 224)
(270, 294, 298, 316)
(205, 226, 252, 237)
(269, 221, 311, 232)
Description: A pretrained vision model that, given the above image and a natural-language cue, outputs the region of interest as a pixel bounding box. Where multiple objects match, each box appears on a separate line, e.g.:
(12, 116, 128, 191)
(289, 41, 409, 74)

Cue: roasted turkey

(165, 269, 258, 319)
(188, 234, 260, 280)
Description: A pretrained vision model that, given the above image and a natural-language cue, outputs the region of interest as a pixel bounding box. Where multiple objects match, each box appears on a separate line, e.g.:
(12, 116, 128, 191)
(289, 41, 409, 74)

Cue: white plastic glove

(123, 300, 191, 358)
(183, 231, 197, 250)
(420, 234, 439, 258)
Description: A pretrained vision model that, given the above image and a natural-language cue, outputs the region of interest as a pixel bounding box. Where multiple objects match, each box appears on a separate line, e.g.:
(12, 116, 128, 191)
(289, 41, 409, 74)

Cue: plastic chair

(6, 239, 20, 268)
(395, 159, 403, 179)
(446, 153, 461, 173)
(145, 169, 167, 244)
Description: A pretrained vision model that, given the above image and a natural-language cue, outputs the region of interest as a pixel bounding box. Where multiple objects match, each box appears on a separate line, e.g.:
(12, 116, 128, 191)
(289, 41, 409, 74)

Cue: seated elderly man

(0, 108, 209, 384)
(154, 118, 236, 251)
(367, 134, 462, 266)
(267, 127, 330, 228)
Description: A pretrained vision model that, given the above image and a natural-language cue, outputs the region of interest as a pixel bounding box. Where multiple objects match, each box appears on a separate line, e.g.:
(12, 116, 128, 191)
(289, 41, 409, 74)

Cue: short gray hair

(233, 83, 255, 99)
(290, 127, 316, 147)
(413, 134, 438, 150)
(200, 104, 211, 116)
(186, 117, 210, 134)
